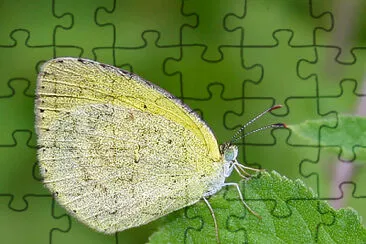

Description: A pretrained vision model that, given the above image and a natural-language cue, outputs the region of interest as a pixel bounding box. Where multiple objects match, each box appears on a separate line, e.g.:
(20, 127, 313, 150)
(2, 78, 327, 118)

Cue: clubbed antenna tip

(273, 123, 287, 128)
(269, 104, 282, 111)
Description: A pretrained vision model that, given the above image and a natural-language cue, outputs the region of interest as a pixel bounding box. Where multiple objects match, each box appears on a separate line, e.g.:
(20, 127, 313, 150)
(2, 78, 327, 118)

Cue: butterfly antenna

(230, 105, 286, 143)
(237, 123, 287, 142)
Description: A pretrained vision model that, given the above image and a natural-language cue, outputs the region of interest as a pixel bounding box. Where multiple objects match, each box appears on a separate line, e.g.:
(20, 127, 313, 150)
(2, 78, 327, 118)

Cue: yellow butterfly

(35, 57, 285, 242)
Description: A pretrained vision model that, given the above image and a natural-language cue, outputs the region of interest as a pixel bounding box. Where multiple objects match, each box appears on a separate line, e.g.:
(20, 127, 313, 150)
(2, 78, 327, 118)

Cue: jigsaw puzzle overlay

(0, 0, 365, 243)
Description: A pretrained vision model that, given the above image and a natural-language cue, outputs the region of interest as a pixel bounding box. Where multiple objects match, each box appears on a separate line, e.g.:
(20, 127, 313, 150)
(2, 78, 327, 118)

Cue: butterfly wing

(35, 58, 223, 233)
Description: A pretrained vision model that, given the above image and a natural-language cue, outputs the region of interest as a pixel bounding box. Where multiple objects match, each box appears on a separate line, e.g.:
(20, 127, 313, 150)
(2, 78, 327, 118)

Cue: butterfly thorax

(202, 142, 238, 197)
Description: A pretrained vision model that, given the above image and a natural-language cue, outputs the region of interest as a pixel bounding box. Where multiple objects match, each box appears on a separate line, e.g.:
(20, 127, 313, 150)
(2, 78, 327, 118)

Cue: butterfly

(35, 57, 285, 242)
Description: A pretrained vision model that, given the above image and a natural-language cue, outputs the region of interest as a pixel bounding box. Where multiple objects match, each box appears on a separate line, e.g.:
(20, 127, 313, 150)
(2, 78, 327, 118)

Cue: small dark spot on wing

(120, 69, 131, 76)
(77, 58, 86, 63)
(119, 69, 133, 80)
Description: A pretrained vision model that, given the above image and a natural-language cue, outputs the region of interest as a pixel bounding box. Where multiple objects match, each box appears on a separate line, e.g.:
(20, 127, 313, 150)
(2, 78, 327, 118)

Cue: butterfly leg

(233, 162, 264, 179)
(203, 196, 220, 244)
(222, 182, 261, 219)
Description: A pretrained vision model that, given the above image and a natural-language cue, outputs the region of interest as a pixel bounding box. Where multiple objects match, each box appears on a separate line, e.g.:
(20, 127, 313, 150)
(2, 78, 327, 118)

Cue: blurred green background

(0, 0, 365, 243)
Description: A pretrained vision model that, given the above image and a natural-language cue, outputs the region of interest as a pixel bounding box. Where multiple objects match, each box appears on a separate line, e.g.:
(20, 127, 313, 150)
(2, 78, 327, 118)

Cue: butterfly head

(218, 105, 287, 179)
(220, 142, 238, 163)
(219, 142, 238, 178)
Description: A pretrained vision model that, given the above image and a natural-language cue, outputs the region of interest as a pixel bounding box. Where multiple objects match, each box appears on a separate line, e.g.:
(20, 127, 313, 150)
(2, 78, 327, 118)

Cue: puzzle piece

(226, 173, 336, 243)
(317, 203, 366, 242)
(148, 204, 205, 243)
(0, 79, 35, 145)
(184, 190, 248, 243)
(181, 0, 244, 61)
(182, 86, 279, 182)
(52, 199, 156, 244)
(184, 203, 212, 243)
(225, 98, 281, 145)
(286, 199, 335, 242)
(312, 0, 366, 62)
(243, 128, 319, 181)
(298, 148, 329, 192)
(95, 32, 182, 97)
(0, 0, 71, 45)
(1, 1, 365, 243)
(285, 96, 338, 148)
(298, 47, 366, 96)
(54, 0, 114, 58)
(0, 196, 69, 243)
(285, 96, 338, 125)
(224, 98, 294, 175)
(328, 180, 366, 218)
(318, 80, 366, 161)
(165, 45, 261, 99)
(242, 31, 317, 114)
(228, 199, 335, 242)
(0, 131, 47, 210)
(300, 147, 366, 223)
(52, 204, 117, 244)
(225, 0, 332, 46)
(96, 0, 196, 47)
(183, 83, 243, 143)
(0, 30, 54, 96)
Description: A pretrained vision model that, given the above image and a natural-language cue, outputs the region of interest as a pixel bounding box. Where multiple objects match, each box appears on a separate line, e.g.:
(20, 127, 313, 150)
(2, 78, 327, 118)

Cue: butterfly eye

(223, 144, 238, 162)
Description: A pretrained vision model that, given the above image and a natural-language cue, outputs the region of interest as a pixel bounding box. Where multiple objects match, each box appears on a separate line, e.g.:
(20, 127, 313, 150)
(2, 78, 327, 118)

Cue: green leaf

(148, 171, 366, 243)
(288, 115, 366, 161)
